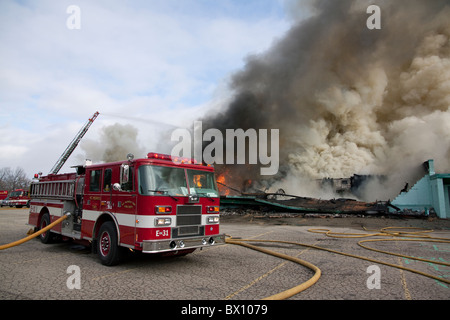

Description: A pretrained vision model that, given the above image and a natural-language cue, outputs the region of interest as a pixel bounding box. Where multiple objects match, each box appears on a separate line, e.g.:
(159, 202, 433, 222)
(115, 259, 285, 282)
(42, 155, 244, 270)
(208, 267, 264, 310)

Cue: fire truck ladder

(49, 111, 99, 175)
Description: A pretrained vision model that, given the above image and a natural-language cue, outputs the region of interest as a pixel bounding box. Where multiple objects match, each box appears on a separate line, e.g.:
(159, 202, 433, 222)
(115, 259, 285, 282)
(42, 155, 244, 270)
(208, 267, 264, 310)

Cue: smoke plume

(80, 123, 144, 163)
(201, 0, 450, 200)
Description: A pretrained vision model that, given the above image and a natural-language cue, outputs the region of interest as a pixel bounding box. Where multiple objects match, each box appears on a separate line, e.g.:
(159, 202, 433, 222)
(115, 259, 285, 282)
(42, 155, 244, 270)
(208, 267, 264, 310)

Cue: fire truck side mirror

(113, 183, 122, 191)
(119, 163, 134, 192)
(121, 164, 130, 184)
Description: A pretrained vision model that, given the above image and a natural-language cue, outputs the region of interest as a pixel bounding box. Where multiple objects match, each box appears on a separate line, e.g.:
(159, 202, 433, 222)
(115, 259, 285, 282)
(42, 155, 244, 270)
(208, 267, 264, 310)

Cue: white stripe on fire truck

(82, 210, 175, 228)
(32, 206, 218, 229)
(32, 203, 64, 217)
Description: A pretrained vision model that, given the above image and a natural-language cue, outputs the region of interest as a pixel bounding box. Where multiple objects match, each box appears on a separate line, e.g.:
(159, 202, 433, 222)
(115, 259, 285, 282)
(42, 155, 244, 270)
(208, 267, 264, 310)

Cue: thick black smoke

(201, 0, 450, 200)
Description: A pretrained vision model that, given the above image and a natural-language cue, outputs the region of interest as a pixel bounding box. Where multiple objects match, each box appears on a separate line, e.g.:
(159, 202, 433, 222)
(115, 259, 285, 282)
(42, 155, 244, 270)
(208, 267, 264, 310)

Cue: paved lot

(1, 208, 449, 301)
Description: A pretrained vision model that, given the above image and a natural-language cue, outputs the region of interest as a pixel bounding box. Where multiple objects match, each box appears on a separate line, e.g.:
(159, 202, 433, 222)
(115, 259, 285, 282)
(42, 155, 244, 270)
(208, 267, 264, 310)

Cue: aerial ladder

(49, 111, 99, 174)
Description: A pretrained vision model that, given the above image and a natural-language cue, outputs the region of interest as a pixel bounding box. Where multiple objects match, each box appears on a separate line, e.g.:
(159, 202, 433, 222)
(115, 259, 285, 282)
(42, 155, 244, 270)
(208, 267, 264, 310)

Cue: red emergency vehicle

(0, 190, 8, 207)
(28, 152, 225, 265)
(0, 190, 8, 201)
(9, 189, 30, 208)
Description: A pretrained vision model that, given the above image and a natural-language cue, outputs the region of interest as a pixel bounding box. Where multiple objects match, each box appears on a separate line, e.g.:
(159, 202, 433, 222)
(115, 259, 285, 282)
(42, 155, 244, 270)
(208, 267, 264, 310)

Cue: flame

(216, 166, 256, 195)
(193, 175, 203, 188)
(217, 173, 229, 195)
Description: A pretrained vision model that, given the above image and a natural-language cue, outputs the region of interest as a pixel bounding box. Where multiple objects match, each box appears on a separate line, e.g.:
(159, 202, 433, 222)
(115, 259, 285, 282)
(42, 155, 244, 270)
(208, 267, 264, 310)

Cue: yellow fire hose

(225, 237, 321, 300)
(225, 226, 450, 300)
(0, 213, 70, 250)
(309, 226, 450, 267)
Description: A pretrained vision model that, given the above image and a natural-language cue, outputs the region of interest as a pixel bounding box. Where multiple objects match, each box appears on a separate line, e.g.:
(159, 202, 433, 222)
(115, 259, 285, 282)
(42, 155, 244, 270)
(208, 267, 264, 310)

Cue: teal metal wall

(390, 160, 450, 219)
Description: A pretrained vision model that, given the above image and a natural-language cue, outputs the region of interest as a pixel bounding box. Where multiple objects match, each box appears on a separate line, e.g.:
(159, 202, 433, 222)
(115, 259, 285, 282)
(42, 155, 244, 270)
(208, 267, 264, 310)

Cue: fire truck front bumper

(142, 234, 226, 253)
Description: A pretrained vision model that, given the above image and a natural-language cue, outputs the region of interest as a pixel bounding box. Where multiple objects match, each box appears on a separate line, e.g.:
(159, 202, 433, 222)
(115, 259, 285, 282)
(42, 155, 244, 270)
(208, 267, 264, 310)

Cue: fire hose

(225, 236, 322, 300)
(225, 226, 450, 300)
(0, 212, 71, 250)
(2, 213, 449, 300)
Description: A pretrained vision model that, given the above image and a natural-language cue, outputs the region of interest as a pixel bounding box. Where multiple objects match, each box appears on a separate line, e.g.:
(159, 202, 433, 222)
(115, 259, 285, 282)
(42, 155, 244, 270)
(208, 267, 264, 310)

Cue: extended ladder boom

(49, 111, 99, 174)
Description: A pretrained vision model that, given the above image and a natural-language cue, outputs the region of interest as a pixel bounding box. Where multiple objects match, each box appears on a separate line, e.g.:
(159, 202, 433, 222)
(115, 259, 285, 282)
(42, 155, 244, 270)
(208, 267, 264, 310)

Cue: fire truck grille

(172, 226, 205, 238)
(177, 205, 202, 215)
(172, 205, 203, 238)
(176, 205, 202, 226)
(177, 215, 201, 226)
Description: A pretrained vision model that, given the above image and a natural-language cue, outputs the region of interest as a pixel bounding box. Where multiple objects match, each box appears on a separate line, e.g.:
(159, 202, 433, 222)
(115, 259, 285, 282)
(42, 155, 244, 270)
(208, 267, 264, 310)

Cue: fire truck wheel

(39, 213, 53, 244)
(97, 221, 122, 266)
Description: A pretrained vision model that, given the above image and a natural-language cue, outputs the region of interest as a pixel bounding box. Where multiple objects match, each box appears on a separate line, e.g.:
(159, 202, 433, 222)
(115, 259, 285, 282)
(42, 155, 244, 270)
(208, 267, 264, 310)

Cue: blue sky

(0, 0, 305, 177)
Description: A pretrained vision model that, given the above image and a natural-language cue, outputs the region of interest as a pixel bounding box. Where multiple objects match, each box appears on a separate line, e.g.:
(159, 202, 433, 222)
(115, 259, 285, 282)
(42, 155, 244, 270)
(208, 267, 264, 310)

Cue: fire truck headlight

(155, 218, 172, 226)
(207, 216, 220, 224)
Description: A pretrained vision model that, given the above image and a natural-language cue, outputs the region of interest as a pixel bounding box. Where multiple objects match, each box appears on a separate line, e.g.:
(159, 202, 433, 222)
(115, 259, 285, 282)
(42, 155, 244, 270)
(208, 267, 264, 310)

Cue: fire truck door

(109, 165, 137, 246)
(100, 168, 113, 211)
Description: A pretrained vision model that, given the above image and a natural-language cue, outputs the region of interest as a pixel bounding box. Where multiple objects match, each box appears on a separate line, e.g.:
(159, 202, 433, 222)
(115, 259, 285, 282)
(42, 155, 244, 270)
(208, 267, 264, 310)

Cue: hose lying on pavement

(0, 213, 70, 250)
(2, 214, 449, 300)
(309, 226, 450, 269)
(225, 226, 450, 300)
(225, 236, 321, 300)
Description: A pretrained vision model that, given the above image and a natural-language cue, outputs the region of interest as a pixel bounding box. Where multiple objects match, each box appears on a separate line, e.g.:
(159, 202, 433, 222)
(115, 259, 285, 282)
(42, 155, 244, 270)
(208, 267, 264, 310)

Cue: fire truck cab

(9, 189, 30, 208)
(28, 152, 225, 265)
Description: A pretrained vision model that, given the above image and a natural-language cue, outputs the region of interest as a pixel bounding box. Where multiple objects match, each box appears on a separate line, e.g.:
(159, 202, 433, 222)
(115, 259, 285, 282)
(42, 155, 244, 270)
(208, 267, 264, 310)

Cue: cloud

(0, 0, 290, 176)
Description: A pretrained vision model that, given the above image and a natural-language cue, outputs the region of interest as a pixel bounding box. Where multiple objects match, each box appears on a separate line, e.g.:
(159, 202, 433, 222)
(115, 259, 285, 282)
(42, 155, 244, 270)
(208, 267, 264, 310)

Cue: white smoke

(80, 123, 145, 163)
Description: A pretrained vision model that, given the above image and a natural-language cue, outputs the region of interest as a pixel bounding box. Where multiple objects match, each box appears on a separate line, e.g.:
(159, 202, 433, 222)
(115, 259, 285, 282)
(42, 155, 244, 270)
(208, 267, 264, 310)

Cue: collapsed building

(318, 174, 386, 199)
(219, 160, 450, 219)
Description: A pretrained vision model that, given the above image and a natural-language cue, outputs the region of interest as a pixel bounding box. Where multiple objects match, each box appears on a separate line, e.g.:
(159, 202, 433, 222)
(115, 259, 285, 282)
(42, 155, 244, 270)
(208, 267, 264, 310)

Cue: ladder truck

(49, 111, 99, 175)
(28, 152, 225, 265)
(28, 113, 224, 265)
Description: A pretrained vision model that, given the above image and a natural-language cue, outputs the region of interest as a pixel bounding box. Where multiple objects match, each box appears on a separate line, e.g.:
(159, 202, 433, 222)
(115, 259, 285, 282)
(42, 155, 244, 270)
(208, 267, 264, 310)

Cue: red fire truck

(0, 190, 8, 201)
(0, 190, 8, 207)
(9, 189, 31, 208)
(28, 152, 225, 265)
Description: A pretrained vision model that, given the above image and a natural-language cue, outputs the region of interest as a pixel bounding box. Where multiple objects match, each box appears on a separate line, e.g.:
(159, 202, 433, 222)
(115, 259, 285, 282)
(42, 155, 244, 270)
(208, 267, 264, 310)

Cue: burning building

(200, 0, 450, 203)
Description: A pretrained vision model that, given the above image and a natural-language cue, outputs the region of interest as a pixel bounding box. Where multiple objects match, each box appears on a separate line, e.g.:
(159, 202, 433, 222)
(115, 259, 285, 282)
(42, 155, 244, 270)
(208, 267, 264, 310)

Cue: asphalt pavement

(1, 208, 449, 302)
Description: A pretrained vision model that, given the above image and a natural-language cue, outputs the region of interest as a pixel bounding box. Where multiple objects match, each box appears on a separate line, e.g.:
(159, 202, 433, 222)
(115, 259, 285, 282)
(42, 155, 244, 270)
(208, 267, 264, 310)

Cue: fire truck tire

(97, 221, 123, 266)
(39, 213, 53, 244)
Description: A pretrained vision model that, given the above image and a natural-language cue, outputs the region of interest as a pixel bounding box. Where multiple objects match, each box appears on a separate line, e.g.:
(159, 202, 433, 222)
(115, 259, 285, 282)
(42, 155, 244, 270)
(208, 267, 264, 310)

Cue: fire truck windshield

(138, 165, 218, 197)
(9, 191, 23, 197)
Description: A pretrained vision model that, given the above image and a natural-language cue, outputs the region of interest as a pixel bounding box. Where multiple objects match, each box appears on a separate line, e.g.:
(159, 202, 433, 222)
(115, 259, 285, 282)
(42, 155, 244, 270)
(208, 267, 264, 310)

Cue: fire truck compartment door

(111, 192, 137, 246)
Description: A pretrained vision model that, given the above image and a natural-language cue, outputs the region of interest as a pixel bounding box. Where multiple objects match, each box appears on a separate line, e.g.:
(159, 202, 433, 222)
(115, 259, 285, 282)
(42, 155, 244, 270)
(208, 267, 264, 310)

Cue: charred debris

(218, 175, 431, 219)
